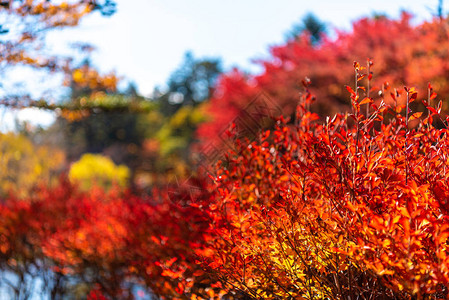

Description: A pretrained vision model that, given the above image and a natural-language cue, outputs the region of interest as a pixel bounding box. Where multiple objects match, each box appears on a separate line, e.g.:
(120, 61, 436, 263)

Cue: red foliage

(4, 71, 449, 299)
(0, 178, 213, 298)
(5, 73, 449, 298)
(197, 13, 449, 149)
(87, 286, 108, 300)
(5, 12, 449, 297)
(196, 70, 449, 298)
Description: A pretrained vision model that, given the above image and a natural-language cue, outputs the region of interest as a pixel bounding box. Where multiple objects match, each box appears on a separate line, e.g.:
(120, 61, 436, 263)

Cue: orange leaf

(408, 112, 422, 122)
(399, 207, 411, 218)
(165, 257, 178, 267)
(357, 74, 366, 81)
(346, 201, 357, 212)
(359, 97, 372, 105)
(396, 105, 405, 113)
(279, 175, 290, 181)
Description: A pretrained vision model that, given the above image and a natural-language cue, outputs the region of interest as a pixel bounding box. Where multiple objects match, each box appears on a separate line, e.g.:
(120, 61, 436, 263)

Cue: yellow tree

(0, 132, 65, 198)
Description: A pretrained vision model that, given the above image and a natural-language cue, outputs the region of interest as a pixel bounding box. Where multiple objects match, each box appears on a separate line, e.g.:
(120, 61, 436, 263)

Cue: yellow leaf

(392, 215, 401, 224)
(72, 69, 84, 82)
(399, 207, 411, 218)
(338, 235, 344, 244)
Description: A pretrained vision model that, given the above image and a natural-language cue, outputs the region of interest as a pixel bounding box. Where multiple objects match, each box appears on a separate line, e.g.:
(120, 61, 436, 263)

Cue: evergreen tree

(158, 51, 222, 116)
(287, 12, 327, 45)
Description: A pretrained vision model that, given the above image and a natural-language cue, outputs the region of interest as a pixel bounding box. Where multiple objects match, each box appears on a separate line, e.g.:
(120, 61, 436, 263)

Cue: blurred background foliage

(68, 153, 129, 191)
(0, 132, 65, 198)
(11, 50, 223, 194)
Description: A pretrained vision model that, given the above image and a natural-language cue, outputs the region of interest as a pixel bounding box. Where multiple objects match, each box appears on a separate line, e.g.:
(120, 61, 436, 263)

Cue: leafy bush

(198, 66, 449, 298)
(68, 153, 130, 190)
(0, 177, 211, 298)
(4, 64, 449, 299)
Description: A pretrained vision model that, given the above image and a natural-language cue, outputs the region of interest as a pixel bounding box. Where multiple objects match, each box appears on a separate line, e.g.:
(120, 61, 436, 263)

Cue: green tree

(158, 51, 222, 116)
(438, 0, 444, 19)
(287, 12, 327, 45)
(130, 53, 223, 188)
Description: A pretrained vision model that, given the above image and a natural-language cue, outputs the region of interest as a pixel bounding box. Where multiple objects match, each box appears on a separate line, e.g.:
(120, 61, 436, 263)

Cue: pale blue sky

(2, 0, 443, 130)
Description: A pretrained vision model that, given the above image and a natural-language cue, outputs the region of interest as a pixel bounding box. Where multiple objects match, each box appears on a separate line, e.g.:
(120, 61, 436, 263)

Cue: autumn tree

(0, 132, 65, 198)
(197, 13, 449, 150)
(0, 0, 116, 105)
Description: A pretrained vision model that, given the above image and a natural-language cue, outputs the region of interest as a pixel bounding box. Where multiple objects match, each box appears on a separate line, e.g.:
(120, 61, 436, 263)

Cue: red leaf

(427, 106, 438, 115)
(345, 85, 355, 95)
(430, 92, 437, 100)
(349, 114, 357, 122)
(409, 90, 418, 102)
(390, 92, 396, 101)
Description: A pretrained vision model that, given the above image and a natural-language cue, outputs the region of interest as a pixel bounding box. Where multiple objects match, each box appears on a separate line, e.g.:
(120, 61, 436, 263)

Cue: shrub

(198, 66, 449, 298)
(68, 153, 130, 191)
(0, 177, 211, 298)
(4, 63, 449, 299)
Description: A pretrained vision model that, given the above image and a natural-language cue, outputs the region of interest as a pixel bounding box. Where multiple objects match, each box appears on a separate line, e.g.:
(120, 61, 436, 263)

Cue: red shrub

(198, 69, 449, 298)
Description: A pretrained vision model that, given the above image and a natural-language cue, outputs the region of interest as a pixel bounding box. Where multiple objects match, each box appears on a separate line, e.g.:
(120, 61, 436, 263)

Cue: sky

(1, 0, 444, 130)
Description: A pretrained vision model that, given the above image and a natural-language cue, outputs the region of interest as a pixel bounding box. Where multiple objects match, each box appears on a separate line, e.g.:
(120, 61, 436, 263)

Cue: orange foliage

(4, 63, 449, 299)
(68, 66, 119, 93)
(0, 0, 112, 69)
(5, 8, 449, 298)
(0, 0, 117, 107)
